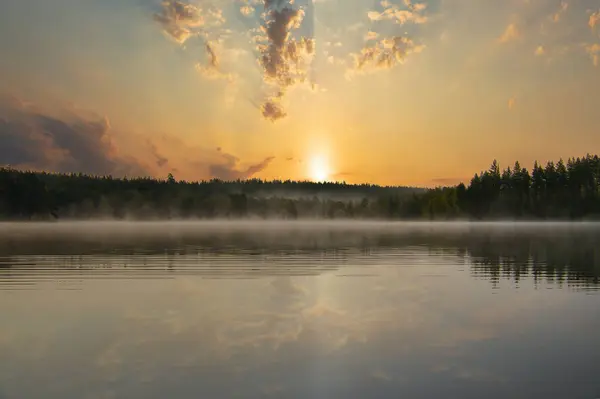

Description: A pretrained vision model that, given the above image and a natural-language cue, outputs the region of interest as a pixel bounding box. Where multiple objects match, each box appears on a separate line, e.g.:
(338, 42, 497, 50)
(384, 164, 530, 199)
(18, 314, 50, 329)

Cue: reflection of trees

(0, 224, 598, 289)
(465, 231, 600, 289)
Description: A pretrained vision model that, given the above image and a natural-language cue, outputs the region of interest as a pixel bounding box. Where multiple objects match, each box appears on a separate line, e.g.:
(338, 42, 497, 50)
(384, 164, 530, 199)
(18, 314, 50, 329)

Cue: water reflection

(0, 222, 599, 399)
(0, 222, 599, 289)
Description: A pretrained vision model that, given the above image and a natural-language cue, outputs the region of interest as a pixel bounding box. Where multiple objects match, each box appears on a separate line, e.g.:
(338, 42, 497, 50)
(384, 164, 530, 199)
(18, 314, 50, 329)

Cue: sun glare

(309, 155, 330, 182)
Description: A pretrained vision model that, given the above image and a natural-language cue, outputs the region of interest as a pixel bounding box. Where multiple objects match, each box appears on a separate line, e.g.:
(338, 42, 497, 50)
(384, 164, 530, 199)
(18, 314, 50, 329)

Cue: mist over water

(1, 221, 599, 398)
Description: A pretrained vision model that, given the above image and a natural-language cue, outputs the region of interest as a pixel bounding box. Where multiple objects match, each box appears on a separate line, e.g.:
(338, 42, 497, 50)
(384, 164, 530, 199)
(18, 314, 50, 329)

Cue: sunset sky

(1, 0, 599, 186)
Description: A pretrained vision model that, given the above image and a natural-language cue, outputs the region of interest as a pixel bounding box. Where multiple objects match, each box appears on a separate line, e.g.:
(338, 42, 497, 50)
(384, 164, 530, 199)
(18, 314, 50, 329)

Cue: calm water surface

(1, 221, 599, 399)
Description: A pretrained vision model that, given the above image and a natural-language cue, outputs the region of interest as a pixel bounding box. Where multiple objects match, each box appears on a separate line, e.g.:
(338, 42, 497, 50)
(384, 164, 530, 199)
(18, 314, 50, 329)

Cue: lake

(1, 221, 599, 399)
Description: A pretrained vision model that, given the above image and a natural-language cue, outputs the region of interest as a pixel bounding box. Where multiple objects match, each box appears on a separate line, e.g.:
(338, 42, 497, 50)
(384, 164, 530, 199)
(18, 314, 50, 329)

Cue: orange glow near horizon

(308, 154, 330, 182)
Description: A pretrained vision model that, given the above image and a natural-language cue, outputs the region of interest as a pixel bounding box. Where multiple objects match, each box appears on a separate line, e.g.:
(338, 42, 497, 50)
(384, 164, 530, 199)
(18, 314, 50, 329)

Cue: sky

(0, 0, 599, 187)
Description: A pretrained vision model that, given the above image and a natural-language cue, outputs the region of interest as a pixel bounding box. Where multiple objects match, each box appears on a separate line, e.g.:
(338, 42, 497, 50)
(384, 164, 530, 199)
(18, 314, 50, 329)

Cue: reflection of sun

(309, 155, 330, 182)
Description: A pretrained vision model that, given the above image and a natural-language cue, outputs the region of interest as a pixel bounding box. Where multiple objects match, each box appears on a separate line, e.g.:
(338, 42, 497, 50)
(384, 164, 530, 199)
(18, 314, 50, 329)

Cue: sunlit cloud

(261, 96, 288, 122)
(367, 0, 428, 25)
(153, 0, 238, 107)
(551, 1, 568, 23)
(365, 31, 379, 41)
(498, 23, 520, 43)
(535, 45, 545, 56)
(209, 149, 275, 180)
(585, 43, 600, 66)
(240, 5, 255, 16)
(508, 97, 516, 110)
(344, 0, 427, 80)
(590, 10, 600, 30)
(153, 0, 205, 45)
(255, 0, 316, 121)
(347, 36, 424, 78)
(194, 42, 237, 82)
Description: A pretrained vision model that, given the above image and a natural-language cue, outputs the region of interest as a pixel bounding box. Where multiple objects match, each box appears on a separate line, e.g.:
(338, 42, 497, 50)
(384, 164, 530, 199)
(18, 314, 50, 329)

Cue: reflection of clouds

(371, 369, 392, 382)
(2, 237, 599, 397)
(91, 258, 529, 382)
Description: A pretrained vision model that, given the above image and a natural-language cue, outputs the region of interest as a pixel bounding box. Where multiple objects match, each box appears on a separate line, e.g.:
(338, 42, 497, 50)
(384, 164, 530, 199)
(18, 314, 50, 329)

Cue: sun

(309, 154, 330, 182)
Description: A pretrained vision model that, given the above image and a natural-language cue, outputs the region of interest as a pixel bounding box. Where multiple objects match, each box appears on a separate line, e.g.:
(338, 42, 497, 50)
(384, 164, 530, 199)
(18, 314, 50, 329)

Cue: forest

(1, 154, 600, 220)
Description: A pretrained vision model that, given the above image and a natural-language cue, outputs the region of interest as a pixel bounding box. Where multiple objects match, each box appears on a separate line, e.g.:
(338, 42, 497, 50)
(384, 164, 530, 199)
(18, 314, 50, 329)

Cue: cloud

(367, 0, 428, 25)
(146, 134, 276, 182)
(240, 5, 255, 16)
(261, 97, 287, 122)
(508, 97, 516, 110)
(153, 0, 205, 44)
(365, 31, 379, 41)
(551, 1, 568, 23)
(0, 96, 145, 176)
(153, 0, 238, 106)
(194, 42, 237, 82)
(205, 41, 219, 68)
(208, 150, 275, 180)
(347, 22, 365, 32)
(347, 36, 424, 78)
(585, 43, 600, 66)
(498, 23, 519, 43)
(255, 0, 316, 121)
(534, 45, 545, 56)
(345, 0, 427, 80)
(371, 369, 393, 382)
(590, 10, 600, 30)
(146, 140, 169, 168)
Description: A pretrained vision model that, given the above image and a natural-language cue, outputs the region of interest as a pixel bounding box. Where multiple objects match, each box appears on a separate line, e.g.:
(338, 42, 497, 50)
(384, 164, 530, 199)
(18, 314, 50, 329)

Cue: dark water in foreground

(1, 222, 599, 399)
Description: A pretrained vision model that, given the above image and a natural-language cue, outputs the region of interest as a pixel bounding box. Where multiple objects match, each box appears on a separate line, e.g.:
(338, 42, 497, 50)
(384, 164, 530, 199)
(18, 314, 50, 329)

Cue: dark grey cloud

(208, 150, 275, 180)
(146, 139, 169, 168)
(261, 98, 287, 122)
(0, 96, 146, 176)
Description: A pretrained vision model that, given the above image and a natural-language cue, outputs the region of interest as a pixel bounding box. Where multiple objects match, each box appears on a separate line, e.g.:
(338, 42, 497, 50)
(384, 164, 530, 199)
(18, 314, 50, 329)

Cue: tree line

(1, 154, 599, 220)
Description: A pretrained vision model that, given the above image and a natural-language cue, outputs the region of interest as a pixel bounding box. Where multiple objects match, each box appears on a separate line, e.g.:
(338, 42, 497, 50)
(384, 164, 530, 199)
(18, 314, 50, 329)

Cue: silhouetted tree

(2, 154, 600, 220)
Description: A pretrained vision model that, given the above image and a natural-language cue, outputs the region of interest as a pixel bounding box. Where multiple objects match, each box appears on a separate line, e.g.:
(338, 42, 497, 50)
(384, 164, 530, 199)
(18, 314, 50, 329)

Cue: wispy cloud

(347, 36, 424, 78)
(195, 41, 237, 82)
(209, 148, 275, 180)
(498, 23, 520, 43)
(345, 0, 427, 79)
(534, 45, 545, 56)
(551, 1, 568, 23)
(146, 139, 169, 169)
(153, 0, 237, 105)
(590, 10, 600, 30)
(585, 43, 600, 66)
(508, 96, 516, 110)
(364, 31, 379, 41)
(367, 0, 428, 24)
